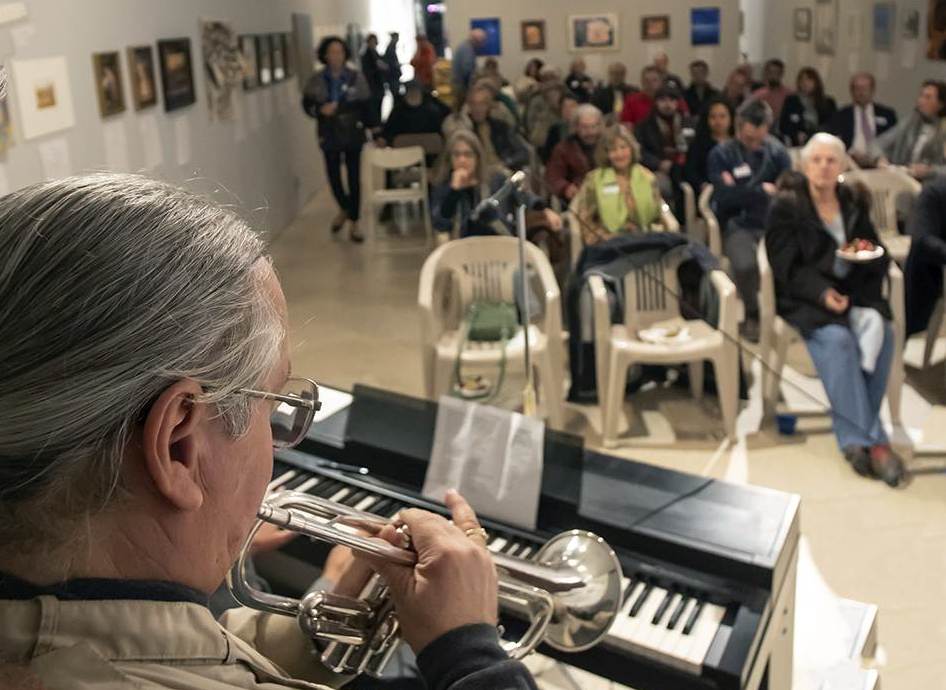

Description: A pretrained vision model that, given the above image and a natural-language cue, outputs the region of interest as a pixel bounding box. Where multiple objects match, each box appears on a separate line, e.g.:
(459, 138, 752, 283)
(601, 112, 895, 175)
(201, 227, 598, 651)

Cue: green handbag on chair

(453, 301, 520, 401)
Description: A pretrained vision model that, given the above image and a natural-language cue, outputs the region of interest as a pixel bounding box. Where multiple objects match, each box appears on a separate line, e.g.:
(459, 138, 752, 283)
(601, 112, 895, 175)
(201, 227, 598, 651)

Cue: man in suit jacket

(828, 72, 897, 166)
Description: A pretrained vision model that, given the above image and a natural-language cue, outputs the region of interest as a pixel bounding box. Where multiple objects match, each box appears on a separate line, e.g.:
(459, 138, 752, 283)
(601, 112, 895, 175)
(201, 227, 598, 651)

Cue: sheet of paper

(138, 112, 163, 168)
(37, 136, 72, 180)
(900, 39, 918, 69)
(173, 115, 191, 166)
(102, 119, 129, 171)
(10, 22, 33, 48)
(0, 2, 26, 25)
(312, 386, 354, 423)
(424, 396, 544, 530)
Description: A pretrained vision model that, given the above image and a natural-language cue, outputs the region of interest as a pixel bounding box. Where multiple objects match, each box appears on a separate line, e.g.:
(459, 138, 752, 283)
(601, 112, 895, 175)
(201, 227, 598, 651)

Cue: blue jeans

(804, 322, 894, 450)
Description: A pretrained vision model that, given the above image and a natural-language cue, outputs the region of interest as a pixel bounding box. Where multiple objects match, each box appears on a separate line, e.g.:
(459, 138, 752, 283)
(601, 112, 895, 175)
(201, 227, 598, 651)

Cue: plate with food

(638, 325, 691, 345)
(836, 239, 884, 263)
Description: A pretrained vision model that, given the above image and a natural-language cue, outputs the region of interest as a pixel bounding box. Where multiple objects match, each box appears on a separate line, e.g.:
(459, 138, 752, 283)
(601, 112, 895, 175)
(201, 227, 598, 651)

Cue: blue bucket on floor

(776, 413, 798, 436)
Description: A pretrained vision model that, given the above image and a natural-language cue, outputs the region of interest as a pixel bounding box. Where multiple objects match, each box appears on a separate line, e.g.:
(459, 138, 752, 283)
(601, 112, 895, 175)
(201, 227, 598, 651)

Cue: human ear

(141, 379, 207, 511)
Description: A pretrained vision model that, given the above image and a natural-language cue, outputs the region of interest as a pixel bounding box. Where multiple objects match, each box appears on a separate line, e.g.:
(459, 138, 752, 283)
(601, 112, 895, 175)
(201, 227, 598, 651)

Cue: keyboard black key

(621, 579, 638, 605)
(629, 584, 653, 617)
(652, 590, 675, 625)
(667, 595, 690, 629)
(343, 490, 369, 506)
(283, 473, 310, 491)
(369, 499, 393, 515)
(682, 600, 705, 635)
(311, 480, 342, 497)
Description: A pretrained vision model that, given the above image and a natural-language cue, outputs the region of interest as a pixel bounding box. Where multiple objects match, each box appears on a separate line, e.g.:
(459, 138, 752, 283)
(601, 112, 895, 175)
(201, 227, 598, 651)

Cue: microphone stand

(514, 195, 537, 417)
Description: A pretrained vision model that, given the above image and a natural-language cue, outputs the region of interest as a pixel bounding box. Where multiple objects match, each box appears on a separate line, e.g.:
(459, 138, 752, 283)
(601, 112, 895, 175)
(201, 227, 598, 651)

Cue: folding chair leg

(713, 348, 739, 442)
(539, 346, 565, 428)
(923, 297, 944, 368)
(602, 350, 629, 448)
(688, 361, 705, 400)
(432, 354, 456, 400)
(764, 337, 790, 414)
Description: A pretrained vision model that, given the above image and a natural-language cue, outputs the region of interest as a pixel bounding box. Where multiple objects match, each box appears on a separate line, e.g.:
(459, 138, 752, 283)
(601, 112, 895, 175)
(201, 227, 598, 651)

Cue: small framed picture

(521, 19, 546, 51)
(157, 38, 196, 112)
(282, 33, 296, 78)
(873, 2, 896, 50)
(794, 8, 813, 41)
(239, 35, 259, 90)
(256, 34, 273, 86)
(641, 15, 670, 41)
(270, 32, 286, 81)
(568, 13, 619, 51)
(127, 45, 158, 109)
(903, 9, 920, 38)
(92, 51, 125, 117)
(691, 7, 721, 46)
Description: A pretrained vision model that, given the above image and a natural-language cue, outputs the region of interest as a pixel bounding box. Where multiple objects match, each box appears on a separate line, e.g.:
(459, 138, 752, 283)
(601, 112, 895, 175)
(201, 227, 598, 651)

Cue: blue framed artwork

(691, 7, 721, 45)
(471, 18, 501, 56)
(872, 2, 896, 51)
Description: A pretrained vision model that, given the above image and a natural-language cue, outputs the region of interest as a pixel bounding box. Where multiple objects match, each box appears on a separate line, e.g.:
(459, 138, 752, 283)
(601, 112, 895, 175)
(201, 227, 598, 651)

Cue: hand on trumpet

(366, 489, 499, 655)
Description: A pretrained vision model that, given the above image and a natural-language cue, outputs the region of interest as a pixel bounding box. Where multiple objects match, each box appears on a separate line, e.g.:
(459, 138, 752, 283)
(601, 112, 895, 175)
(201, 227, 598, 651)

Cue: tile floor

(269, 189, 946, 690)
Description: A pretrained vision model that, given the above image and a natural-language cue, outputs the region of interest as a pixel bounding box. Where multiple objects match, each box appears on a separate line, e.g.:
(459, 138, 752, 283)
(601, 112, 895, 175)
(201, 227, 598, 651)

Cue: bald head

(470, 28, 487, 45)
(654, 51, 669, 73)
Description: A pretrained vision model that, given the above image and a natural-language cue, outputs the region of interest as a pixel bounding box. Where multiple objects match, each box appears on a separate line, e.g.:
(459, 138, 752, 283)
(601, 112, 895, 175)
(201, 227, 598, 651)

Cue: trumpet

(227, 490, 623, 677)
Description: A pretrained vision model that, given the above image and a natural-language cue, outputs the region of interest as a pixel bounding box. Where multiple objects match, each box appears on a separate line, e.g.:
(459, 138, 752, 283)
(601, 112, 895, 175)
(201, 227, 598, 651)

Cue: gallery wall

(0, 0, 374, 236)
(443, 0, 741, 89)
(757, 0, 945, 118)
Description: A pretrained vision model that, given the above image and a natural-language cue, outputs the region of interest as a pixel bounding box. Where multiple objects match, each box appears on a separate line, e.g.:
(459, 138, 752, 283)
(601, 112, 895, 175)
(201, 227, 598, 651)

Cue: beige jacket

(0, 596, 347, 690)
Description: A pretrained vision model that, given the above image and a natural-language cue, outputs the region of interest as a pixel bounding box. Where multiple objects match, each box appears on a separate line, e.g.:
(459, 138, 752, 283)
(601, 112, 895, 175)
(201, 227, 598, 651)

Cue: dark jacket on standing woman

(765, 172, 891, 336)
(778, 93, 837, 146)
(302, 66, 371, 150)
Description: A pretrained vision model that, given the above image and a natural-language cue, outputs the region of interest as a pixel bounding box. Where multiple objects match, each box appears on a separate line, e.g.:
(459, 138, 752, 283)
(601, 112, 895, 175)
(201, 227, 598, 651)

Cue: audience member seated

(779, 67, 837, 147)
(525, 78, 567, 150)
(380, 80, 450, 163)
(684, 60, 720, 119)
(653, 51, 685, 93)
(765, 134, 904, 487)
(721, 67, 750, 110)
(474, 75, 520, 130)
(592, 62, 637, 121)
(736, 63, 763, 92)
(442, 85, 530, 174)
(514, 58, 544, 106)
(431, 130, 560, 239)
(540, 91, 579, 163)
(752, 59, 792, 123)
(635, 85, 687, 207)
(565, 57, 595, 103)
(621, 66, 688, 127)
(828, 72, 897, 167)
(684, 96, 734, 191)
(871, 79, 946, 180)
(709, 99, 791, 339)
(546, 104, 603, 204)
(479, 57, 508, 87)
(573, 124, 663, 246)
(905, 174, 946, 336)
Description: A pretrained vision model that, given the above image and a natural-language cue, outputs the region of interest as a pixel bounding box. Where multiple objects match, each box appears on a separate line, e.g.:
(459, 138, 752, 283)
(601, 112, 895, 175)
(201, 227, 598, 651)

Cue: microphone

(471, 170, 527, 221)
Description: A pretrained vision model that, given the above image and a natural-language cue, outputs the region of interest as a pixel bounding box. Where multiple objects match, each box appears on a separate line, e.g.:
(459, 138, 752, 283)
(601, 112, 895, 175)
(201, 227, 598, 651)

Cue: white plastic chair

(842, 168, 922, 264)
(392, 132, 444, 161)
(362, 145, 433, 244)
(697, 183, 724, 260)
(757, 241, 903, 425)
(589, 250, 740, 446)
(680, 181, 701, 243)
(418, 236, 566, 426)
(922, 267, 946, 368)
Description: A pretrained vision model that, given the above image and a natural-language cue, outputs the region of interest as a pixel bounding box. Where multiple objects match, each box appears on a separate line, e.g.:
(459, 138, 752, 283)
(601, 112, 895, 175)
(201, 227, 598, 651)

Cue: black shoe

(843, 446, 872, 477)
(869, 445, 906, 488)
(739, 319, 760, 344)
(330, 210, 348, 234)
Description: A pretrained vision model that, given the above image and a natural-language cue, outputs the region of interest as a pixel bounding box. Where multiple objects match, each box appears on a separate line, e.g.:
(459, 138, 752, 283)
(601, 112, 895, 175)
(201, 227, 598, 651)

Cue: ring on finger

(464, 526, 488, 542)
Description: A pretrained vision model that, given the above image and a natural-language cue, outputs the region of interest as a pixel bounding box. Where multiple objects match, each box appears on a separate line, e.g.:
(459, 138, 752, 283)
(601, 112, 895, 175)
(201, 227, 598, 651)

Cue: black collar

(0, 571, 209, 606)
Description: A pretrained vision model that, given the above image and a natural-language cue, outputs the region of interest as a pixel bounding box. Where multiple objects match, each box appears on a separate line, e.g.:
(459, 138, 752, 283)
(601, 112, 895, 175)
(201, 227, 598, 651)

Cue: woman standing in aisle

(303, 36, 371, 243)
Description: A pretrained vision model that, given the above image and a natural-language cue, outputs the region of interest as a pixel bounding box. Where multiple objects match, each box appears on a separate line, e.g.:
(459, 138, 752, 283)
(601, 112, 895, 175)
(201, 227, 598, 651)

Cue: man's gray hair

(736, 98, 774, 128)
(0, 173, 284, 548)
(572, 103, 603, 127)
(800, 132, 847, 165)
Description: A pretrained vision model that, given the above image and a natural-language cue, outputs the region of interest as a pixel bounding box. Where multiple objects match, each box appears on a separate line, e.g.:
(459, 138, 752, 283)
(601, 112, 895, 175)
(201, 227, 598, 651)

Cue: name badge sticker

(733, 164, 752, 179)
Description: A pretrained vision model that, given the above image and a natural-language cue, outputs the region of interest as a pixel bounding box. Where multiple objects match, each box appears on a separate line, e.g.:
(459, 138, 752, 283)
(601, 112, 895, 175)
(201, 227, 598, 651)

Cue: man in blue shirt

(451, 29, 486, 110)
(708, 99, 791, 340)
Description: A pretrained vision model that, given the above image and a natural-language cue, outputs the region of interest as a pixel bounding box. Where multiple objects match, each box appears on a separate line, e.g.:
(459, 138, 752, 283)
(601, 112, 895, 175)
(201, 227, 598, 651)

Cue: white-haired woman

(765, 133, 905, 486)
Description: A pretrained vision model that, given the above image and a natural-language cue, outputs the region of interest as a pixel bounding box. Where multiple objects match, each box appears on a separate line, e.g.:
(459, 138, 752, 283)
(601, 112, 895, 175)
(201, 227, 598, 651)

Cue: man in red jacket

(621, 65, 688, 127)
(545, 104, 603, 204)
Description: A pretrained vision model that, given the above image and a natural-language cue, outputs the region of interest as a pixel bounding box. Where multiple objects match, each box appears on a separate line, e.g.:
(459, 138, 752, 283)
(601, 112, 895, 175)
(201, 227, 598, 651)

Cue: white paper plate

(836, 245, 884, 263)
(638, 326, 691, 344)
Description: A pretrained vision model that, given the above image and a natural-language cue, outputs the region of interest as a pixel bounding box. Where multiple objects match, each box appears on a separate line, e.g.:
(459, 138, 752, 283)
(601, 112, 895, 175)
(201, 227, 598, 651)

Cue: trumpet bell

(534, 530, 623, 652)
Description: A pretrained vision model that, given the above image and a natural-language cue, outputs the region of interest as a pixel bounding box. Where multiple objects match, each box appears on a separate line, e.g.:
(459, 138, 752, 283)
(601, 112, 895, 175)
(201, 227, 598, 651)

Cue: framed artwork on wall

(928, 0, 946, 60)
(12, 56, 76, 140)
(521, 20, 546, 51)
(873, 2, 896, 51)
(127, 45, 158, 109)
(282, 33, 296, 78)
(691, 7, 721, 45)
(470, 18, 501, 56)
(794, 8, 813, 41)
(157, 38, 196, 111)
(200, 19, 243, 121)
(814, 0, 839, 55)
(903, 9, 920, 38)
(92, 51, 125, 117)
(641, 15, 670, 41)
(240, 35, 258, 90)
(271, 32, 286, 81)
(568, 14, 619, 51)
(256, 34, 273, 86)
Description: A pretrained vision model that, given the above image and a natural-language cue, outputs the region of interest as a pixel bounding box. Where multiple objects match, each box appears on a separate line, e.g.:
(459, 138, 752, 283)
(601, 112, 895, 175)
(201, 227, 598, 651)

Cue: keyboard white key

(518, 546, 533, 559)
(488, 537, 508, 553)
(354, 495, 379, 511)
(505, 543, 521, 557)
(678, 603, 727, 670)
(267, 469, 297, 493)
(328, 487, 351, 503)
(295, 476, 320, 493)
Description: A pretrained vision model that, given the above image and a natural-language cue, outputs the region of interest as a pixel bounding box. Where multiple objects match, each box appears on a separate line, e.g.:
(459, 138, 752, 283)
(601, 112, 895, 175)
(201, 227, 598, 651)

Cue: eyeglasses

(239, 377, 321, 449)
